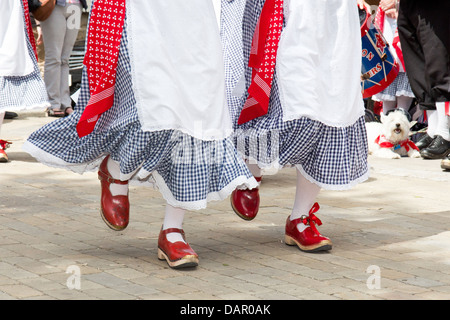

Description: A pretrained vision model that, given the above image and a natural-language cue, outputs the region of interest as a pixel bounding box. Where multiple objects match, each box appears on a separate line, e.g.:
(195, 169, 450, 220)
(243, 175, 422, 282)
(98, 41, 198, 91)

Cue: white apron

(277, 0, 365, 127)
(128, 0, 231, 141)
(0, 0, 34, 77)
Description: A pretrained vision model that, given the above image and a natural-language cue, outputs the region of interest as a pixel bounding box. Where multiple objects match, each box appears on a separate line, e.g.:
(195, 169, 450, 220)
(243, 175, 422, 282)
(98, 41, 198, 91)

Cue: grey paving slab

(0, 111, 449, 300)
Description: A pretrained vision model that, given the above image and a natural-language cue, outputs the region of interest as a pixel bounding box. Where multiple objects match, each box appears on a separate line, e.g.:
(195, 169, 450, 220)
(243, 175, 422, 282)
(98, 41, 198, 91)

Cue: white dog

(366, 109, 421, 159)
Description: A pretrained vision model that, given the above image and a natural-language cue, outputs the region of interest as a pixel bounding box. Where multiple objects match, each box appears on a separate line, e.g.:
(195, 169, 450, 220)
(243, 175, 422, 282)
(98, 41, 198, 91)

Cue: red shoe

(285, 203, 332, 252)
(230, 177, 261, 221)
(98, 155, 130, 231)
(157, 228, 199, 269)
(0, 140, 11, 163)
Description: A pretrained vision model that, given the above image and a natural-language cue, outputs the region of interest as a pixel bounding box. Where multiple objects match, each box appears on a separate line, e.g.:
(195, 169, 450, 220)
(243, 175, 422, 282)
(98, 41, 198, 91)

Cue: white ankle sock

(0, 112, 5, 136)
(427, 110, 438, 138)
(163, 205, 186, 243)
(106, 157, 129, 196)
(396, 96, 414, 111)
(290, 170, 321, 232)
(246, 161, 262, 179)
(435, 102, 450, 141)
(382, 101, 397, 114)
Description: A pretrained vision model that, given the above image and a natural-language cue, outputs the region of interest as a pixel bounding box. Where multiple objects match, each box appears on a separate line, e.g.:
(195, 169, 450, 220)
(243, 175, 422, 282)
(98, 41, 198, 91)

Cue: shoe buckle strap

(161, 228, 186, 240)
(98, 170, 129, 185)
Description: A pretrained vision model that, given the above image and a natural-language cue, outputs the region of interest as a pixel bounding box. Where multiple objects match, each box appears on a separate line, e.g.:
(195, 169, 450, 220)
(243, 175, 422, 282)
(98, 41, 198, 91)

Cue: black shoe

(415, 133, 434, 150)
(4, 111, 18, 119)
(420, 135, 450, 159)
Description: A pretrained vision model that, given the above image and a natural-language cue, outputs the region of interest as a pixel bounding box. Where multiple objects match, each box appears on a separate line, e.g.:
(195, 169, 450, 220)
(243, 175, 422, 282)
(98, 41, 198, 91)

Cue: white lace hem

(22, 141, 258, 210)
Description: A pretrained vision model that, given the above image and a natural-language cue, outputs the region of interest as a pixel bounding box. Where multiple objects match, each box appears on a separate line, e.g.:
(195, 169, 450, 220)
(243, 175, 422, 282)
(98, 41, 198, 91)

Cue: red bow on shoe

(301, 202, 323, 236)
(0, 140, 12, 150)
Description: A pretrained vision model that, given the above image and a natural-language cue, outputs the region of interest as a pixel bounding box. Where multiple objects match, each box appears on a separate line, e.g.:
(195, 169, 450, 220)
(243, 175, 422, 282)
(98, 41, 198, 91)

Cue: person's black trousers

(398, 0, 450, 110)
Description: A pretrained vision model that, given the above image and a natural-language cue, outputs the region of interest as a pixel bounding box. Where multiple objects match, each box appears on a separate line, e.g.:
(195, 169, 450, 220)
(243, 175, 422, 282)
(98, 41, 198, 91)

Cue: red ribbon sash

(238, 0, 283, 125)
(375, 135, 419, 152)
(22, 0, 37, 60)
(76, 0, 126, 138)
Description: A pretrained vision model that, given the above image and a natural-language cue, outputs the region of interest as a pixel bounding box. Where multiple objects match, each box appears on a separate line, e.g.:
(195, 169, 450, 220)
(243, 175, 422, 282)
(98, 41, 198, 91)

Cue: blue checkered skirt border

(24, 23, 256, 210)
(372, 72, 415, 102)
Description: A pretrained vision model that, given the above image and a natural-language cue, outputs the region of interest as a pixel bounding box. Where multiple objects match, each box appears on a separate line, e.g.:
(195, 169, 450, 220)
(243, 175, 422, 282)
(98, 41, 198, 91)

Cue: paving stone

(0, 113, 449, 301)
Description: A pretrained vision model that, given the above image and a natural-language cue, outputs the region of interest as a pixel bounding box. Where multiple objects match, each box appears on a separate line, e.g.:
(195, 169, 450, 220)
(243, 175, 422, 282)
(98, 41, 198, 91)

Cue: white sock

(396, 96, 414, 112)
(290, 170, 321, 232)
(163, 205, 186, 243)
(246, 160, 262, 179)
(382, 100, 397, 114)
(435, 102, 450, 141)
(106, 156, 129, 196)
(0, 112, 5, 136)
(427, 110, 438, 138)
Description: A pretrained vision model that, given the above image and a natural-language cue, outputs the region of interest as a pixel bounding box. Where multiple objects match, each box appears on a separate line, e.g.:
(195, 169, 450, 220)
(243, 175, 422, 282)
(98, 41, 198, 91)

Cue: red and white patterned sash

(22, 0, 37, 60)
(238, 0, 283, 125)
(76, 0, 126, 138)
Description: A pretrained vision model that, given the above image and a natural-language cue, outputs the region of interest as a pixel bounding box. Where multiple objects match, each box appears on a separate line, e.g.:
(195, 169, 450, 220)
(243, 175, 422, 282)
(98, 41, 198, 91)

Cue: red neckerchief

(22, 0, 37, 60)
(375, 134, 419, 152)
(76, 0, 126, 138)
(446, 102, 450, 116)
(375, 8, 405, 71)
(238, 0, 283, 125)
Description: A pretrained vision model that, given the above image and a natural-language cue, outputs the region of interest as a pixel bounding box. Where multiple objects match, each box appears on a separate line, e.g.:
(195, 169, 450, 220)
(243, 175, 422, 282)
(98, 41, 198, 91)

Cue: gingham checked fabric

(76, 0, 126, 138)
(220, 0, 247, 127)
(372, 72, 414, 101)
(238, 0, 283, 125)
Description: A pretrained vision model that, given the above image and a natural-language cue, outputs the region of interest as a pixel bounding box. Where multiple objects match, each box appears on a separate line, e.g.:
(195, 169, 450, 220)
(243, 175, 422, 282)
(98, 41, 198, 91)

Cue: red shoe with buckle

(285, 203, 332, 252)
(0, 140, 11, 163)
(230, 176, 261, 221)
(98, 155, 130, 231)
(158, 228, 199, 269)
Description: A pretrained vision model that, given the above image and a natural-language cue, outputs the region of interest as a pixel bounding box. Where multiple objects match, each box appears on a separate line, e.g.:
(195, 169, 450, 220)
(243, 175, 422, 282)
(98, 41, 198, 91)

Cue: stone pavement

(1, 111, 449, 300)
